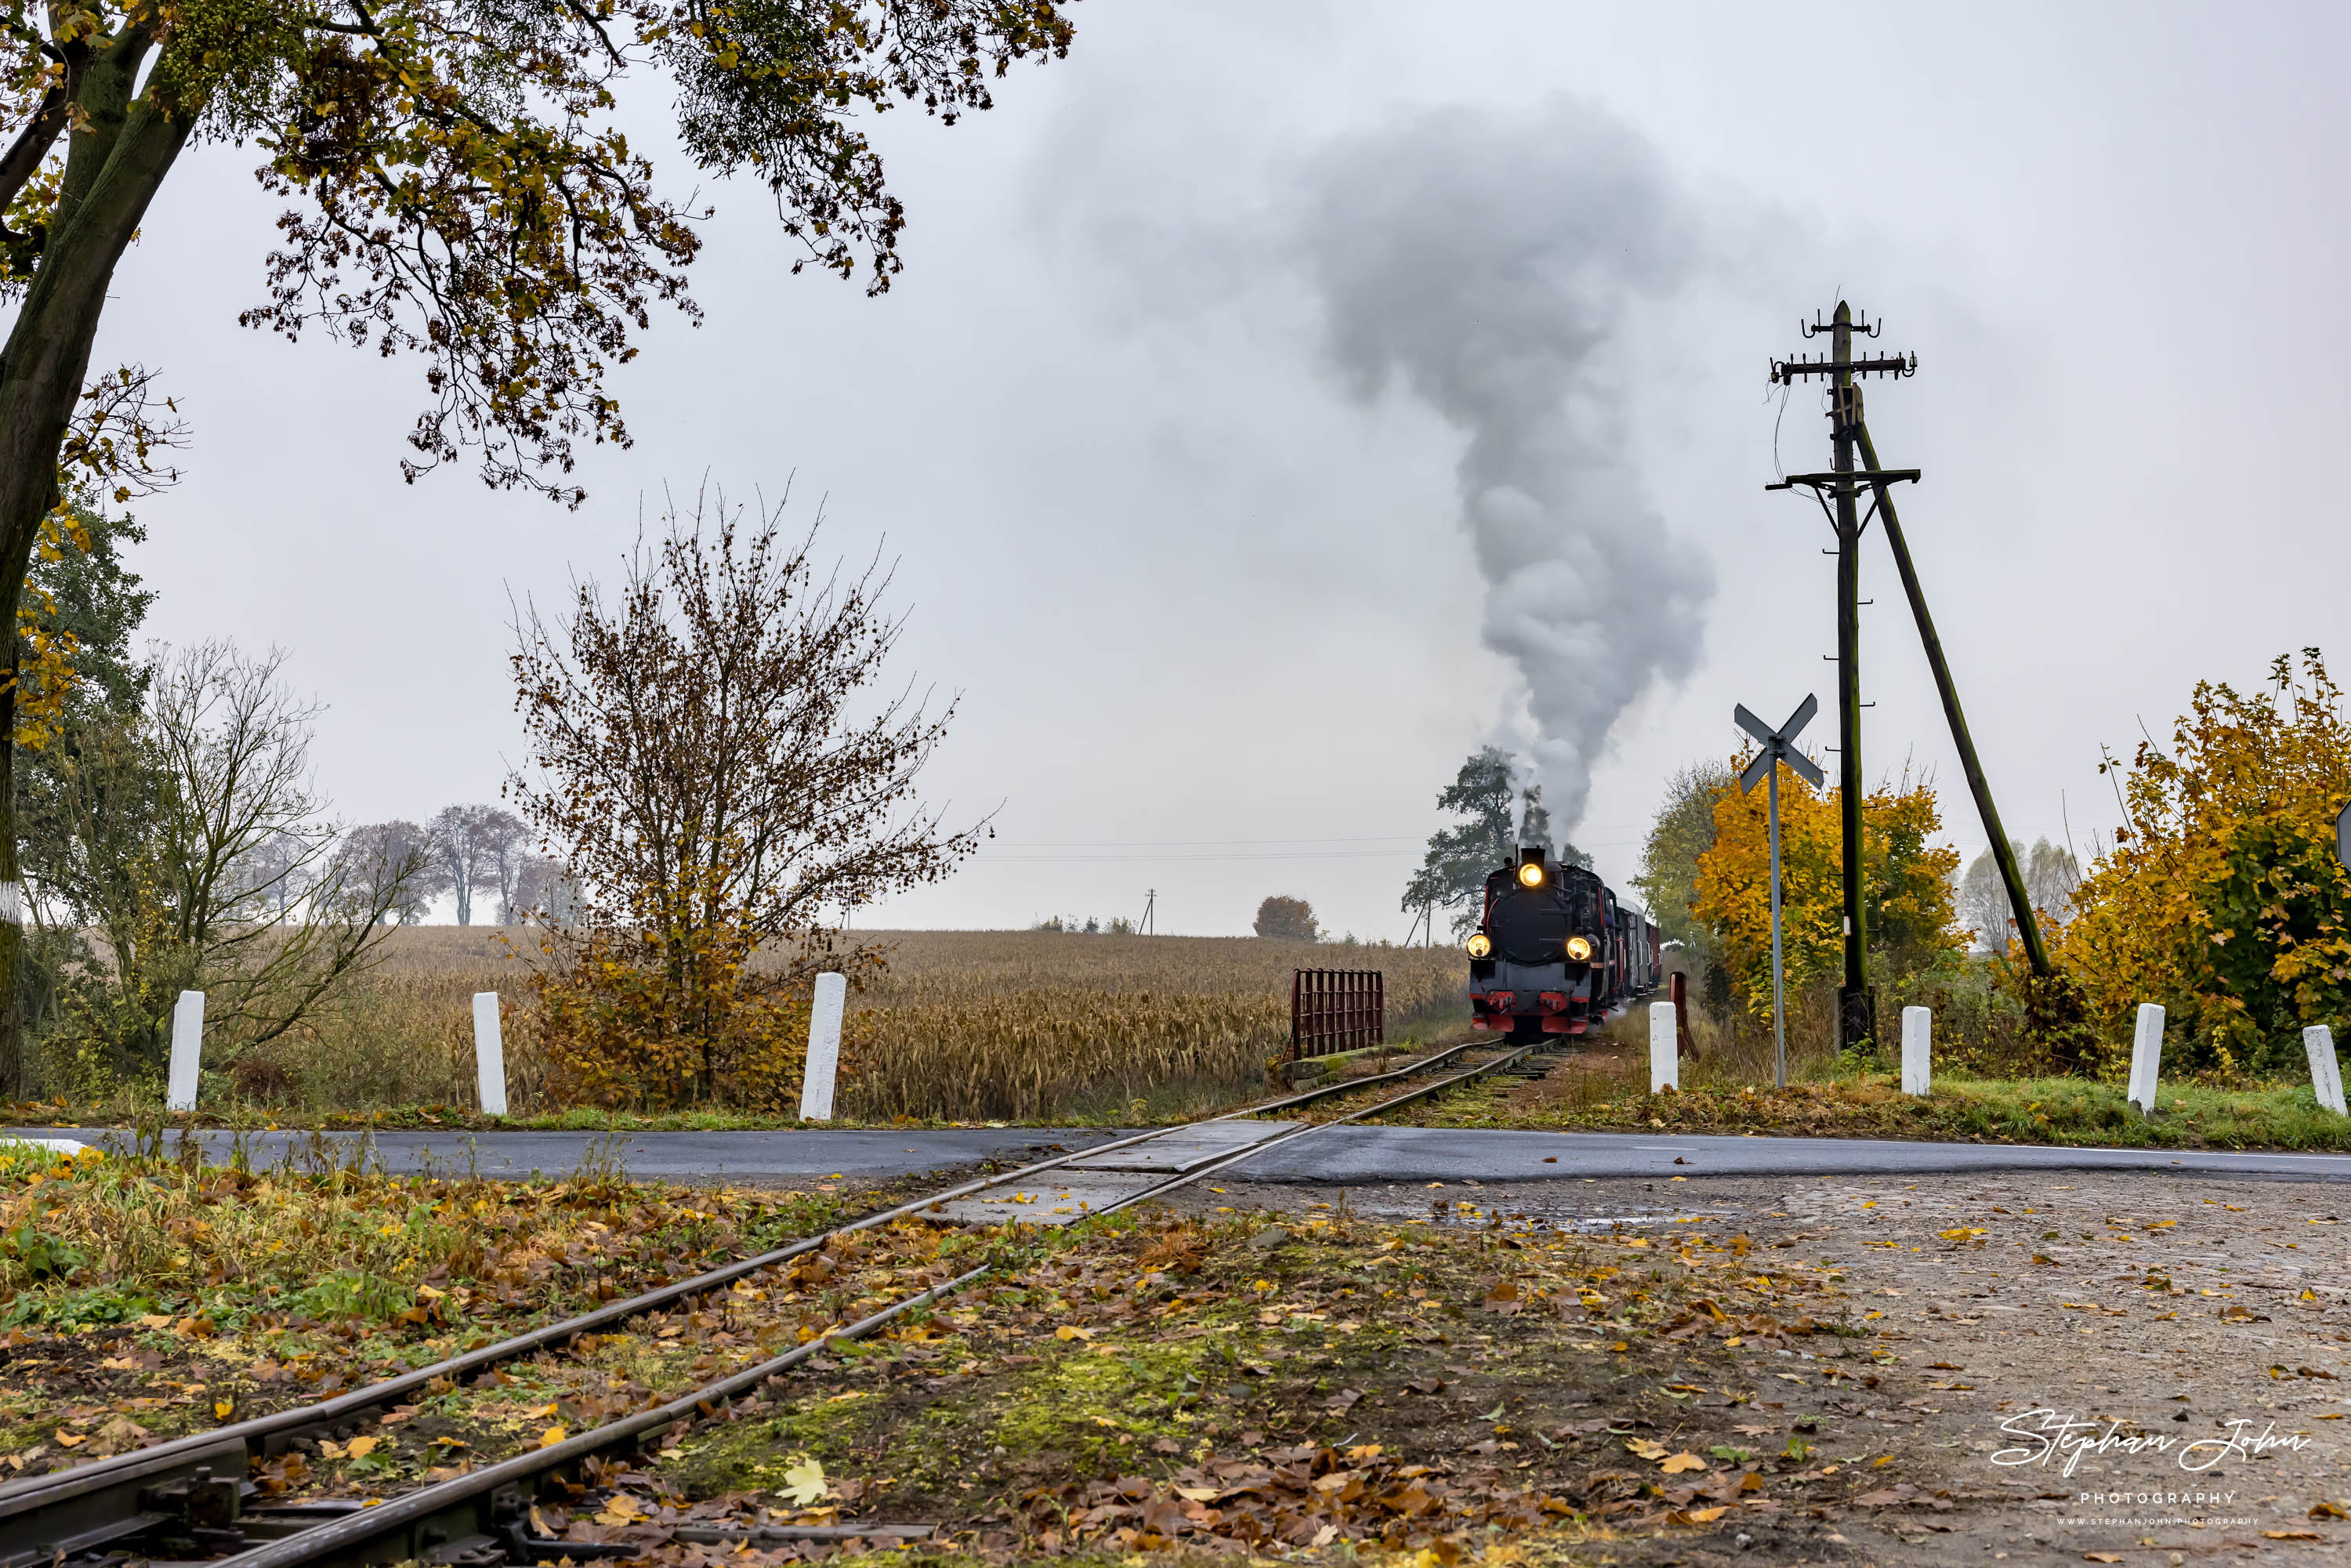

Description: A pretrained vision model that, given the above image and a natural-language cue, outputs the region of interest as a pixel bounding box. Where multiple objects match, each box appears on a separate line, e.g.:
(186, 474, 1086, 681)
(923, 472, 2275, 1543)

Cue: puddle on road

(1328, 1186, 1744, 1234)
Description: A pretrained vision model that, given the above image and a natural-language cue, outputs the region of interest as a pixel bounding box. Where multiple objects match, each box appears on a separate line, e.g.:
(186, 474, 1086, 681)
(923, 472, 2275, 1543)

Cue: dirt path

(1191, 1169, 2351, 1566)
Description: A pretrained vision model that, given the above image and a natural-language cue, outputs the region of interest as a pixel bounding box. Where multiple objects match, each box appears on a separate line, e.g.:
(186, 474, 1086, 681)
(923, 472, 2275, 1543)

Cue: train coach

(1463, 845, 1661, 1044)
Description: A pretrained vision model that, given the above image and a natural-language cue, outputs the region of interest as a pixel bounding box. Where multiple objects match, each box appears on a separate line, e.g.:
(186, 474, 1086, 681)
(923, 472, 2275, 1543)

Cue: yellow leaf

(1686, 1505, 1730, 1522)
(1660, 1452, 1708, 1474)
(1054, 1325, 1094, 1342)
(779, 1455, 829, 1507)
(54, 1432, 85, 1448)
(344, 1436, 379, 1460)
(1625, 1438, 1668, 1461)
(213, 1400, 234, 1421)
(538, 1425, 568, 1448)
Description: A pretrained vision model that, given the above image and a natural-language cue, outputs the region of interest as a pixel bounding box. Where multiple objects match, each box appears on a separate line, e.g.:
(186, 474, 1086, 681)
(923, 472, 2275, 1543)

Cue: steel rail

(215, 1037, 1548, 1567)
(0, 1035, 1484, 1558)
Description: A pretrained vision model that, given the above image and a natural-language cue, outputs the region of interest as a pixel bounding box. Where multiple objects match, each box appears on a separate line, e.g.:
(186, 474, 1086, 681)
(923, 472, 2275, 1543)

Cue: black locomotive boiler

(1465, 845, 1661, 1043)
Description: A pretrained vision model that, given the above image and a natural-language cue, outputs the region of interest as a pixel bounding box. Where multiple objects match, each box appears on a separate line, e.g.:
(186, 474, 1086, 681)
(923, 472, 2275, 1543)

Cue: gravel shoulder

(1184, 1169, 2351, 1566)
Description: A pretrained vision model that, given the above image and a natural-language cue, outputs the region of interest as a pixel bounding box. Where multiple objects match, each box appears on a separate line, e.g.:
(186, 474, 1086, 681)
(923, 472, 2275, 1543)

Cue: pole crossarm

(1771, 352, 1916, 382)
(1765, 469, 1921, 494)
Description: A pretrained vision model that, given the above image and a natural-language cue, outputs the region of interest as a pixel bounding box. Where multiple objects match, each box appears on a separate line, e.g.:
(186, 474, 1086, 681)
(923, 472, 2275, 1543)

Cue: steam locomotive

(1465, 845, 1661, 1042)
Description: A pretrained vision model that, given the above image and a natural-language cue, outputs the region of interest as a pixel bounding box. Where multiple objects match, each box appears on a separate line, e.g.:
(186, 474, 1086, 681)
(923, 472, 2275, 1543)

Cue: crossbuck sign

(1737, 696, 1825, 1090)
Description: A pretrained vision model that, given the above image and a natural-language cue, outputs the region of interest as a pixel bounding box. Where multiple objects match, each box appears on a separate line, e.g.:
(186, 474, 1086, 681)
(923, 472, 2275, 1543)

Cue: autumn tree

(1632, 759, 1733, 953)
(2058, 650, 2351, 1075)
(0, 0, 1077, 1092)
(1692, 762, 1961, 1027)
(509, 484, 982, 1108)
(1253, 896, 1317, 941)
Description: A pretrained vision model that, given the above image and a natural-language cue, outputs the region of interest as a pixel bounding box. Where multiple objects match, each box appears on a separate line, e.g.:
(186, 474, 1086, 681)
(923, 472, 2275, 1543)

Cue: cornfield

(174, 927, 1467, 1123)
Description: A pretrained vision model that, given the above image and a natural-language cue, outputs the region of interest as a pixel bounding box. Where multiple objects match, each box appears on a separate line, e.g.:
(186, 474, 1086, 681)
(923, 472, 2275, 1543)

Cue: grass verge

(1415, 1047, 2351, 1151)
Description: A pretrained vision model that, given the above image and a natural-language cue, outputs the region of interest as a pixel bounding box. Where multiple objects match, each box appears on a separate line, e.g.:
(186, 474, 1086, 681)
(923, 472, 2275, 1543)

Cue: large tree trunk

(0, 56, 193, 1094)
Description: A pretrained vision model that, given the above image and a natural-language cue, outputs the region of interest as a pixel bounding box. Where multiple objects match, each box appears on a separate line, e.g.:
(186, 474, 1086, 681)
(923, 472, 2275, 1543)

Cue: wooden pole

(1830, 303, 1872, 1049)
(1855, 418, 2052, 978)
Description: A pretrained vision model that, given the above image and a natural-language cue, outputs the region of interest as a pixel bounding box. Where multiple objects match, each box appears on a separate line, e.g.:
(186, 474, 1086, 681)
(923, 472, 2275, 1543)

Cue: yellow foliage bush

(1691, 762, 1961, 1024)
(2057, 650, 2351, 1075)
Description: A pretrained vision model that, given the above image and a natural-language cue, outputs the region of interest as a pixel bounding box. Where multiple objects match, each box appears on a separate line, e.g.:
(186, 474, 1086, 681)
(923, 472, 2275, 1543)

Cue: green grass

(1414, 1065, 2351, 1150)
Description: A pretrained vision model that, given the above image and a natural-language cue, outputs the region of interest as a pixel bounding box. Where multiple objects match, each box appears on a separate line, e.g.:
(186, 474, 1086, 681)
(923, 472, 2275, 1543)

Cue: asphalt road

(11, 1124, 2351, 1184)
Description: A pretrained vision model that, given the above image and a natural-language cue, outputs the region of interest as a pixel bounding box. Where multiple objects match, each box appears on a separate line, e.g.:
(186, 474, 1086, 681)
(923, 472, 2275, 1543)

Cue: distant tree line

(315, 806, 567, 927)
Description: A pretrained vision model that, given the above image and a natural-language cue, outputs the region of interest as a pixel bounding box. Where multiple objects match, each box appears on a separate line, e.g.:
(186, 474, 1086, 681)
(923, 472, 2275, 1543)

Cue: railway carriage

(1463, 845, 1661, 1044)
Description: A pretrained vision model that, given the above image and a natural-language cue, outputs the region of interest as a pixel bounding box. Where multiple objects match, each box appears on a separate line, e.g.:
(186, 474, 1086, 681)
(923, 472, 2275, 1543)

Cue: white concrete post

(2305, 1024, 2347, 1115)
(1900, 1006, 1931, 1096)
(2128, 1003, 2165, 1117)
(166, 990, 205, 1112)
(1649, 1001, 1678, 1094)
(473, 993, 509, 1117)
(801, 972, 847, 1121)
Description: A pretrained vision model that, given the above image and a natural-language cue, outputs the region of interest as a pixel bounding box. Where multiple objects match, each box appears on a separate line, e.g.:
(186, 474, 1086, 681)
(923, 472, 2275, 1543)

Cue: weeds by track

(2, 1037, 1534, 1566)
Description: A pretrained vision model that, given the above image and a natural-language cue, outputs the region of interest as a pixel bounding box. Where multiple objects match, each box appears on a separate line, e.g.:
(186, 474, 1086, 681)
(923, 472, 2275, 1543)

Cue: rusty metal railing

(1291, 968, 1384, 1059)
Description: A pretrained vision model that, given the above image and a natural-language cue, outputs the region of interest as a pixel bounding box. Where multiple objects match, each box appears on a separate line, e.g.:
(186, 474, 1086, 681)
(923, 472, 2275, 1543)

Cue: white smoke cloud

(1287, 96, 1719, 828)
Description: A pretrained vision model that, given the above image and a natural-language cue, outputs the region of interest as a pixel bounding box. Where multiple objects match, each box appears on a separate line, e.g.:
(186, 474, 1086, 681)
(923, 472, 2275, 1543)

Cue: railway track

(1, 1035, 1553, 1566)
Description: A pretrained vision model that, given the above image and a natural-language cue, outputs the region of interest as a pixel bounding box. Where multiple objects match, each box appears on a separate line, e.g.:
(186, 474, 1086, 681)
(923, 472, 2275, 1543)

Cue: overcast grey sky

(97, 2, 2351, 936)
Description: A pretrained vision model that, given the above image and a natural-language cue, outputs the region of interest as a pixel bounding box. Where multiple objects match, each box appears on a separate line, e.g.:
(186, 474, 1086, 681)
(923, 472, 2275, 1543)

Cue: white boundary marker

(1649, 1001, 1678, 1094)
(2128, 1003, 2165, 1117)
(166, 990, 205, 1112)
(2306, 1025, 2347, 1116)
(473, 992, 509, 1117)
(801, 972, 846, 1121)
(1900, 1006, 1931, 1097)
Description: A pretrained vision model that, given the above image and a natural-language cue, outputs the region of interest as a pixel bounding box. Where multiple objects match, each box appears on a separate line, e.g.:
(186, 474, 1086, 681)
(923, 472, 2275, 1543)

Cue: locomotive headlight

(1465, 933, 1492, 959)
(1565, 935, 1593, 961)
(1516, 861, 1545, 888)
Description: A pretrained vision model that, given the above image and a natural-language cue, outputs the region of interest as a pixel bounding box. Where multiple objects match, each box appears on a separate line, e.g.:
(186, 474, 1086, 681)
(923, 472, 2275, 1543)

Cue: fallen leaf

(2084, 1554, 2124, 1563)
(2311, 1501, 2349, 1520)
(1054, 1326, 1094, 1342)
(2262, 1531, 2323, 1542)
(1660, 1452, 1708, 1474)
(538, 1425, 568, 1448)
(779, 1455, 830, 1507)
(1625, 1438, 1668, 1461)
(343, 1436, 379, 1460)
(1685, 1505, 1730, 1522)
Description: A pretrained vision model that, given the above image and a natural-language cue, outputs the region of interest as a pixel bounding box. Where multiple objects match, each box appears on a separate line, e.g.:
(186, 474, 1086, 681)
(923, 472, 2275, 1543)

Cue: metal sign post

(1737, 696, 1825, 1089)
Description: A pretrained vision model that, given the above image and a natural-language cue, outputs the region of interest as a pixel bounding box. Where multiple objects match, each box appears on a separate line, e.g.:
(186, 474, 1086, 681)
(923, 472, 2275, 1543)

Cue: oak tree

(0, 0, 1076, 1090)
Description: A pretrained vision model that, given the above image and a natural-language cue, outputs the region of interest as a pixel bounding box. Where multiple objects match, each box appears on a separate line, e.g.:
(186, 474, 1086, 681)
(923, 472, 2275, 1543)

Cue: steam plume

(1290, 96, 1717, 828)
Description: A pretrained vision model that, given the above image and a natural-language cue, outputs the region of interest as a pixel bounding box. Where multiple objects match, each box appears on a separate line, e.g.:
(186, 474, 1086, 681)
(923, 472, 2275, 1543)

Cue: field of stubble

(219, 927, 1467, 1124)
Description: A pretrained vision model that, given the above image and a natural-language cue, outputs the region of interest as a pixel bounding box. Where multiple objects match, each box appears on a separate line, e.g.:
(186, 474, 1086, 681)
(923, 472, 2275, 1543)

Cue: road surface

(9, 1124, 2351, 1184)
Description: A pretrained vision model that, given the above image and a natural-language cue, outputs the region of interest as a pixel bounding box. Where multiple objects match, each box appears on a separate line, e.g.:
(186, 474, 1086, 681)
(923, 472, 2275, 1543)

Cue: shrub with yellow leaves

(2057, 649, 2351, 1077)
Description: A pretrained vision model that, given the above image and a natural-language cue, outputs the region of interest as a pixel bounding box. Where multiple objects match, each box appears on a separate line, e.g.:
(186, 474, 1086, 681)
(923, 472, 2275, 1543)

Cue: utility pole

(1140, 889, 1157, 936)
(1768, 300, 2053, 1022)
(1768, 302, 1918, 1052)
